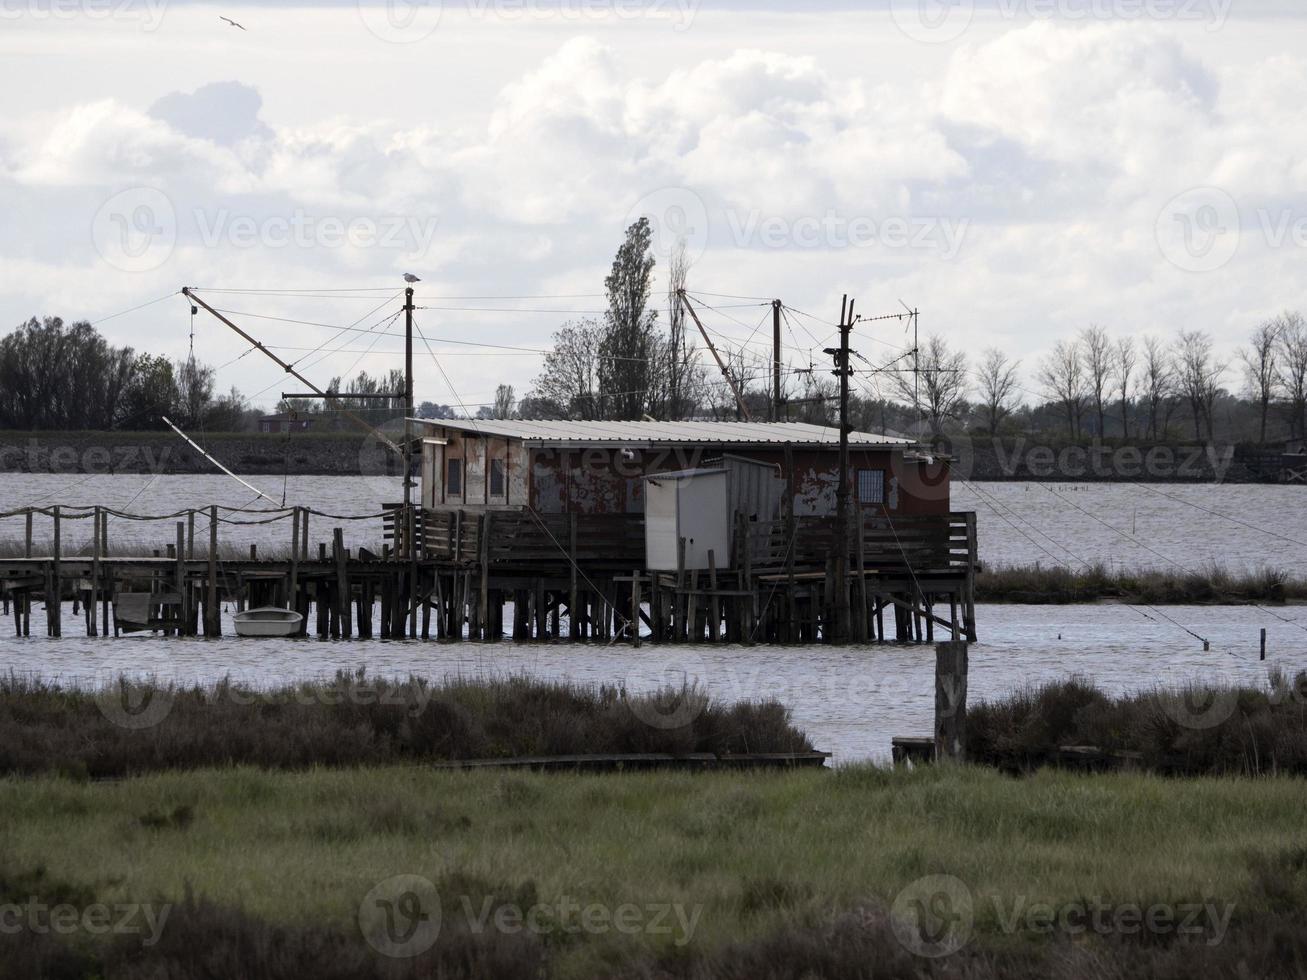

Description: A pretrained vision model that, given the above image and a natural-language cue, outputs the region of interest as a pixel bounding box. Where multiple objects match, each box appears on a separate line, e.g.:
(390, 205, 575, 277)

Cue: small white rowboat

(233, 607, 304, 638)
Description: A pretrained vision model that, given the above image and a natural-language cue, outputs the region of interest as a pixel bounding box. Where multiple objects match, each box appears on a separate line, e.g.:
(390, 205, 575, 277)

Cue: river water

(2, 475, 1306, 761)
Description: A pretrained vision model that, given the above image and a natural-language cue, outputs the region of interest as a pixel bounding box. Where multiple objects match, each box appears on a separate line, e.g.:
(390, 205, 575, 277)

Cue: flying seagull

(403, 273, 421, 283)
(219, 16, 246, 30)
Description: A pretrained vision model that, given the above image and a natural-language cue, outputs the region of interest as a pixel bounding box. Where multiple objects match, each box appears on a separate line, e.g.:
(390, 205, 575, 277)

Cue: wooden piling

(934, 641, 969, 761)
(205, 505, 219, 637)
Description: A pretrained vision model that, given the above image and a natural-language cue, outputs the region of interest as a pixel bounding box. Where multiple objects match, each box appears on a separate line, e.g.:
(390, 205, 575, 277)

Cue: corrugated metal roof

(409, 418, 919, 448)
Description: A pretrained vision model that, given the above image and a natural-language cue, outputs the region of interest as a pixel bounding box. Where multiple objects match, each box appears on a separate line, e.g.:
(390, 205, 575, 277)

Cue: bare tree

(527, 319, 602, 418)
(1173, 329, 1224, 440)
(1239, 319, 1280, 443)
(1038, 338, 1086, 439)
(1140, 335, 1173, 440)
(658, 240, 701, 421)
(1080, 325, 1112, 437)
(1114, 336, 1135, 439)
(973, 347, 1021, 435)
(1275, 311, 1307, 441)
(892, 334, 967, 437)
(492, 384, 515, 420)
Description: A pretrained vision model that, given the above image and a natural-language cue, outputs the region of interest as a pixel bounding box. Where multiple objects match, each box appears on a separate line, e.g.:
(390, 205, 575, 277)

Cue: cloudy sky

(3, 0, 1306, 411)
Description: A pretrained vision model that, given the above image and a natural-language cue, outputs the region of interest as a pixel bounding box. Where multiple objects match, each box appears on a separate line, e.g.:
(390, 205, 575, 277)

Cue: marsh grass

(1, 764, 1305, 978)
(968, 672, 1307, 775)
(0, 671, 812, 778)
(976, 562, 1305, 604)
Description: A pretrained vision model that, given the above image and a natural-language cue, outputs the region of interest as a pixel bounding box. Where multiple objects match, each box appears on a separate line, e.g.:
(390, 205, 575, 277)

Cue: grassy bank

(1, 764, 1305, 978)
(975, 561, 1306, 604)
(969, 672, 1307, 775)
(0, 672, 811, 779)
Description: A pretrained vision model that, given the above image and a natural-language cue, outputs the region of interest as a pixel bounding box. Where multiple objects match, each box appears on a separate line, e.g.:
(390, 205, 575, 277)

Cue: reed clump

(968, 671, 1307, 775)
(0, 670, 811, 778)
(976, 561, 1304, 604)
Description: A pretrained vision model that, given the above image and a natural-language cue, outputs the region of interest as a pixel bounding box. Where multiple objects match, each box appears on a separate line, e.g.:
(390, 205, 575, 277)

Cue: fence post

(934, 641, 968, 761)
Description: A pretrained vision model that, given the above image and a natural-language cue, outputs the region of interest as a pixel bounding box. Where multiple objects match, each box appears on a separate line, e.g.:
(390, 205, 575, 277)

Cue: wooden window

(856, 468, 885, 505)
(489, 458, 505, 497)
(447, 458, 463, 496)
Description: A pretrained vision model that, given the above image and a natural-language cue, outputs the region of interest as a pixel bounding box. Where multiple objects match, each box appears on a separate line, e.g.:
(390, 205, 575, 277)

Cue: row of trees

(0, 317, 247, 432)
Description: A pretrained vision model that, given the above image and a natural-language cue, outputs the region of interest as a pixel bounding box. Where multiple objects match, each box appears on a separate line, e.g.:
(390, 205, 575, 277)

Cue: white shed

(644, 468, 731, 571)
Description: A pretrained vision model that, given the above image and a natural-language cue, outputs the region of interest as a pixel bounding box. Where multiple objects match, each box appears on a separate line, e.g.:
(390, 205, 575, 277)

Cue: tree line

(0, 317, 247, 432)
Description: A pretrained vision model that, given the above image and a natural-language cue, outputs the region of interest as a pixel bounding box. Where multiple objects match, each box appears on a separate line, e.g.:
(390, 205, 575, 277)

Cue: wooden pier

(0, 503, 978, 643)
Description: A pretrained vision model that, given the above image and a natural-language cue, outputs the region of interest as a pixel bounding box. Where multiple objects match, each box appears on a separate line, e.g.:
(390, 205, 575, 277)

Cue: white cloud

(3, 15, 1307, 406)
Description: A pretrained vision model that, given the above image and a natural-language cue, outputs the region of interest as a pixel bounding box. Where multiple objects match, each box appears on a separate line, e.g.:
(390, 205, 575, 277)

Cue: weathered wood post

(50, 506, 61, 637)
(289, 507, 301, 633)
(1261, 628, 1267, 661)
(630, 571, 642, 648)
(88, 506, 101, 637)
(479, 512, 492, 641)
(333, 527, 350, 638)
(205, 505, 219, 637)
(175, 522, 187, 636)
(934, 641, 969, 762)
(24, 509, 33, 559)
(99, 509, 110, 636)
(568, 514, 579, 641)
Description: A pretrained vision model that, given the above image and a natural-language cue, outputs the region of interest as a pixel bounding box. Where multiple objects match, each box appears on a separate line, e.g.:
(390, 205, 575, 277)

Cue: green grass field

(3, 764, 1306, 978)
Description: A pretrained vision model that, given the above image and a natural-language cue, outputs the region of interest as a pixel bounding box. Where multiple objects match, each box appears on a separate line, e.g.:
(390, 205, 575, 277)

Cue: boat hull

(233, 608, 304, 638)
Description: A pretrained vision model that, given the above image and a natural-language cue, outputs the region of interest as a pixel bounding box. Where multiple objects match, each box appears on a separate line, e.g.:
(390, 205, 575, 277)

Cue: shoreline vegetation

(974, 562, 1306, 604)
(969, 673, 1307, 777)
(2, 765, 1306, 978)
(0, 672, 812, 780)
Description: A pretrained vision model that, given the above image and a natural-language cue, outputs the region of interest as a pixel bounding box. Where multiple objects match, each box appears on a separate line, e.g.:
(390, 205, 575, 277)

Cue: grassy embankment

(2, 764, 1306, 978)
(975, 562, 1307, 604)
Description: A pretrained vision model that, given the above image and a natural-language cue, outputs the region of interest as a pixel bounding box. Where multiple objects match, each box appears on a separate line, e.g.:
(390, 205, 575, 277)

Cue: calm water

(3, 474, 1306, 761)
(3, 473, 1304, 571)
(4, 604, 1303, 763)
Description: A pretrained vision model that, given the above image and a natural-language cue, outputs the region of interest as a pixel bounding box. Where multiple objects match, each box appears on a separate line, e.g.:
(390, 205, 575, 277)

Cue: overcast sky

(3, 0, 1307, 411)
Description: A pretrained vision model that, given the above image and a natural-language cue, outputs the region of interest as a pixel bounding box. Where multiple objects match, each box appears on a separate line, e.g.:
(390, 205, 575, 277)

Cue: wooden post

(50, 506, 61, 637)
(934, 641, 969, 761)
(334, 528, 350, 638)
(707, 549, 720, 643)
(569, 514, 579, 641)
(630, 571, 642, 648)
(175, 522, 187, 636)
(206, 505, 219, 637)
(855, 511, 869, 643)
(24, 509, 33, 559)
(88, 506, 101, 637)
(187, 511, 196, 560)
(99, 510, 110, 636)
(963, 512, 978, 642)
(301, 508, 310, 561)
(289, 507, 300, 627)
(479, 513, 492, 641)
(1261, 627, 1267, 661)
(675, 536, 687, 643)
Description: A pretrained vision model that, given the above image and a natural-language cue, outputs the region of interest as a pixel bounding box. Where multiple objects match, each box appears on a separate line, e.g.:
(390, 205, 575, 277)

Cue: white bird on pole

(219, 15, 247, 29)
(403, 273, 421, 283)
